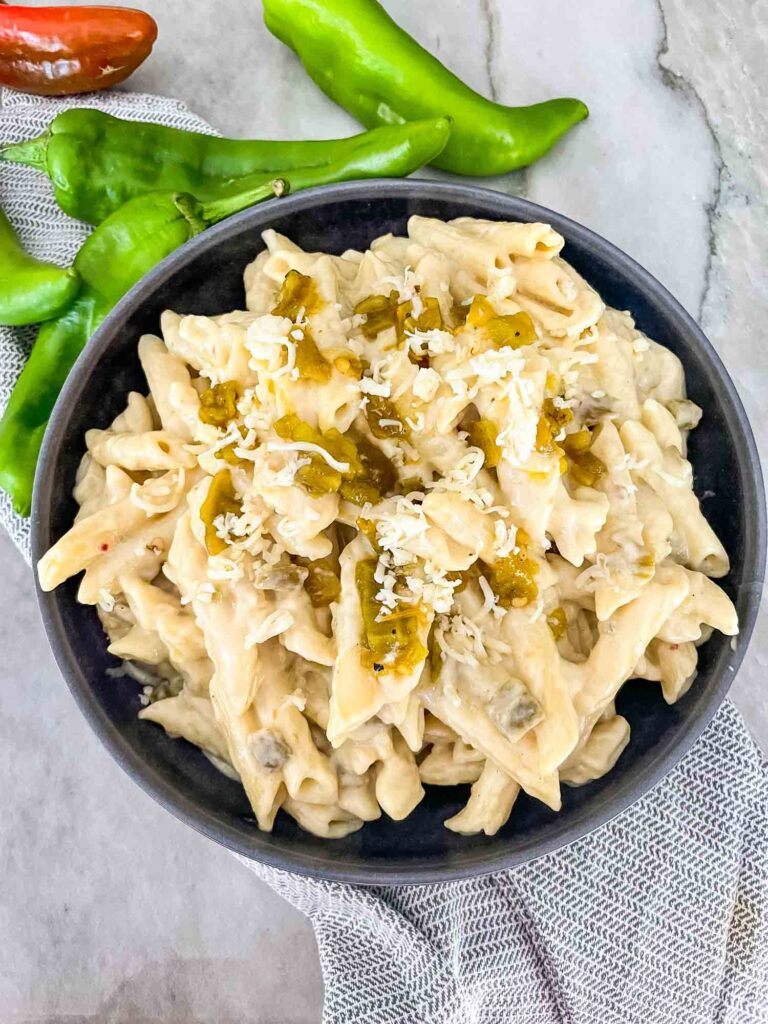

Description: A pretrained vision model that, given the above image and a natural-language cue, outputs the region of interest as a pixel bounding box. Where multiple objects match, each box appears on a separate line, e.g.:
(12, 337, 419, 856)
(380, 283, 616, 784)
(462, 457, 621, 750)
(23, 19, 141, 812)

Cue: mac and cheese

(39, 216, 738, 838)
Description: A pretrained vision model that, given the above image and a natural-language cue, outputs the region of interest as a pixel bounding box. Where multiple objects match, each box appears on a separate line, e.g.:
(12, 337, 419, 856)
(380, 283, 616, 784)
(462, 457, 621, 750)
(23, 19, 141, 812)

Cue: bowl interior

(33, 182, 766, 883)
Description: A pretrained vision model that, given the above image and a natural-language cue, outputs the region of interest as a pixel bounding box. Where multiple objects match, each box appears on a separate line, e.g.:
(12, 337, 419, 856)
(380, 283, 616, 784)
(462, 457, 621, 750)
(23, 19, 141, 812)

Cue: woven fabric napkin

(2, 89, 767, 1024)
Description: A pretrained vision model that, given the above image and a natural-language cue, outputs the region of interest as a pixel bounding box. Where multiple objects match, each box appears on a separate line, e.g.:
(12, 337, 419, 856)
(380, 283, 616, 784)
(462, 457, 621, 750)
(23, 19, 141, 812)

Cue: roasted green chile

(1, 107, 451, 223)
(0, 205, 80, 326)
(263, 0, 588, 176)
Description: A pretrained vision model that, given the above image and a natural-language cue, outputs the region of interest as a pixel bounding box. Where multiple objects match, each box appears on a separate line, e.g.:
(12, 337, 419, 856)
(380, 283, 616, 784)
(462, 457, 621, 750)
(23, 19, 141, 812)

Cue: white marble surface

(1, 0, 766, 1020)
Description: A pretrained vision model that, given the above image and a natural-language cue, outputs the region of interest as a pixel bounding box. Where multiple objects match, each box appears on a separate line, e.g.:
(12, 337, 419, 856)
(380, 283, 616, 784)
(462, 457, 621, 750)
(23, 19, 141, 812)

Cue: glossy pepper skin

(0, 206, 79, 326)
(263, 0, 588, 176)
(0, 115, 449, 514)
(1, 109, 450, 225)
(206, 117, 451, 201)
(0, 5, 157, 96)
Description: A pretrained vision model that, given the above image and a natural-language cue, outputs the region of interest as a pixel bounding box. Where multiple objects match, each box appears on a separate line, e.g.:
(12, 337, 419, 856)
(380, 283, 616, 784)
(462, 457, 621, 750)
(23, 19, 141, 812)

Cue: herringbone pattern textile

(246, 700, 768, 1023)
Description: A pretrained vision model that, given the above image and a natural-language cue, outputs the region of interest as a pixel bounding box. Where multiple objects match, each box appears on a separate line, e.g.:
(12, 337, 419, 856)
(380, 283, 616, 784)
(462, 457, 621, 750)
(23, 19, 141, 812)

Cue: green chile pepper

(206, 117, 450, 201)
(0, 180, 280, 517)
(0, 116, 449, 515)
(263, 0, 588, 176)
(0, 205, 80, 326)
(1, 106, 450, 224)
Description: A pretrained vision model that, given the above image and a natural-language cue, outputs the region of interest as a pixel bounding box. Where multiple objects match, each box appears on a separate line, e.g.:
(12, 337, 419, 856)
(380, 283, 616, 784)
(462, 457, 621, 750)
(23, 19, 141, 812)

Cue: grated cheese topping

(406, 328, 456, 360)
(435, 612, 512, 667)
(266, 441, 350, 473)
(411, 367, 442, 402)
(493, 519, 518, 559)
(245, 315, 297, 378)
(477, 574, 505, 621)
(359, 375, 391, 398)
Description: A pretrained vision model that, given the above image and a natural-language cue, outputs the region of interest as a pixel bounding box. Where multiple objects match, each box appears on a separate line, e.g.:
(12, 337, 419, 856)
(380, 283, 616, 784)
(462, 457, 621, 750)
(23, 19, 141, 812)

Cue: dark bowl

(32, 181, 766, 884)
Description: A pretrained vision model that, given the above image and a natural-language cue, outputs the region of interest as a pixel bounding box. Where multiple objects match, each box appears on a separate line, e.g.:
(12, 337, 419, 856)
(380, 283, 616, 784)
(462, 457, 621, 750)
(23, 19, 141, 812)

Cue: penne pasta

(38, 217, 737, 839)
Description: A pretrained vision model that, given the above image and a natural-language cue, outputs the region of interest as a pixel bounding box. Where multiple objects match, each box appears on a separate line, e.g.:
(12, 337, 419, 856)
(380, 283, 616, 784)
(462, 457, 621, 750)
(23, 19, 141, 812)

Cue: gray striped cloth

(3, 89, 766, 1024)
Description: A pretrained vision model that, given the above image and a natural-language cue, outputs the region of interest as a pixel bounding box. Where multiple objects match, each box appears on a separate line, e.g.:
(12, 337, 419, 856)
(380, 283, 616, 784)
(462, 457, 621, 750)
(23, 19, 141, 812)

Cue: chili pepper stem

(0, 135, 47, 170)
(200, 177, 288, 225)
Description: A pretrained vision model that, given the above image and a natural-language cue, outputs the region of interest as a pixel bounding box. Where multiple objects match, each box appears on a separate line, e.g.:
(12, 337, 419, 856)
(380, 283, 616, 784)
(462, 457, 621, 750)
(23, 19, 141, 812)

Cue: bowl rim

(32, 178, 767, 884)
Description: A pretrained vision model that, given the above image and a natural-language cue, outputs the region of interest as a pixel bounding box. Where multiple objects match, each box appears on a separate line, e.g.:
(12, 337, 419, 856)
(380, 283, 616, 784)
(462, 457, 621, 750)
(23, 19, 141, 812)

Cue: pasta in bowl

(37, 210, 742, 844)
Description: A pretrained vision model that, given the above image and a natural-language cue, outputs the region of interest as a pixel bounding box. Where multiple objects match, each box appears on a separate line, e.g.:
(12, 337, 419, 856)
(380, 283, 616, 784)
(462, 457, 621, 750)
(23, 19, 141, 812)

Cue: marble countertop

(1, 0, 765, 1020)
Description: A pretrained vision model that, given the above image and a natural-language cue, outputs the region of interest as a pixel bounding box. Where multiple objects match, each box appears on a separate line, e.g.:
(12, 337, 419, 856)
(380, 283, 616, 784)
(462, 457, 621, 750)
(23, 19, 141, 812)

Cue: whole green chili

(0, 182, 279, 517)
(206, 116, 450, 200)
(0, 205, 80, 326)
(262, 0, 589, 176)
(0, 116, 449, 515)
(1, 106, 448, 224)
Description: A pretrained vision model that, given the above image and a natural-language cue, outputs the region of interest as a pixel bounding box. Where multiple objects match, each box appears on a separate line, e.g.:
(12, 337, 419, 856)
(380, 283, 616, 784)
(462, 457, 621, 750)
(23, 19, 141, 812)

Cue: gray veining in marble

(1, 0, 766, 1021)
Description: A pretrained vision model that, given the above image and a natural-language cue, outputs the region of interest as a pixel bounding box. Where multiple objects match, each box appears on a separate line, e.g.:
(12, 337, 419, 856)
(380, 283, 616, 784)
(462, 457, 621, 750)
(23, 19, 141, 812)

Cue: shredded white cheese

(267, 455, 310, 487)
(245, 315, 297, 378)
(406, 329, 455, 360)
(404, 568, 460, 615)
(493, 519, 518, 559)
(412, 367, 442, 401)
(377, 265, 420, 303)
(266, 441, 350, 473)
(359, 376, 392, 398)
(478, 575, 499, 619)
(435, 612, 510, 667)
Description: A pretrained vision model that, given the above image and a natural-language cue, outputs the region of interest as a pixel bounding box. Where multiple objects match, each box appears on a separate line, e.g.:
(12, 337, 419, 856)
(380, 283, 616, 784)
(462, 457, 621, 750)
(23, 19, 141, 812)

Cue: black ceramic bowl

(33, 181, 766, 884)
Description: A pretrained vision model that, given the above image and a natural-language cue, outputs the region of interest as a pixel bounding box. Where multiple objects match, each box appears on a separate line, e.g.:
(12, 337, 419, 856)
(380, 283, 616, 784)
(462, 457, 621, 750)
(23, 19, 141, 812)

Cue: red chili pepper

(0, 5, 158, 96)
